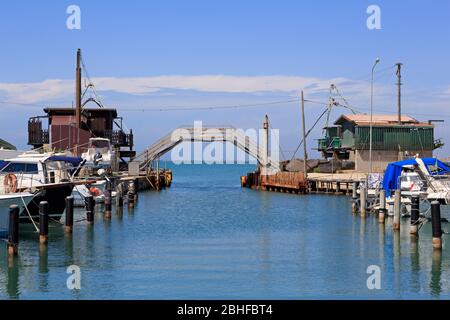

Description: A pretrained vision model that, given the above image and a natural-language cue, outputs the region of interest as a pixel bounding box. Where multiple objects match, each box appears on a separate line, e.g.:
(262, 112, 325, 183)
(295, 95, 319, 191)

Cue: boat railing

(0, 172, 43, 195)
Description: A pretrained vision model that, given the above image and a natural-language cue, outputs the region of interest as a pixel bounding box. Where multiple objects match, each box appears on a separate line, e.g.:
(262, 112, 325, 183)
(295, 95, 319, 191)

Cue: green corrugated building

(318, 114, 443, 172)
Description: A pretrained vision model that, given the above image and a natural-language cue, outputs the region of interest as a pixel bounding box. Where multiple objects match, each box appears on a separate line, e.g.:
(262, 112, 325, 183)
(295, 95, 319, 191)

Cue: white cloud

(445, 87, 450, 96)
(0, 75, 376, 105)
(0, 79, 73, 104)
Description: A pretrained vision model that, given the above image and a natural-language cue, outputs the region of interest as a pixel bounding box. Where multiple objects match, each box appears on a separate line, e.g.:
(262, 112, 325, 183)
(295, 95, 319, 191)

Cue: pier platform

(241, 170, 367, 195)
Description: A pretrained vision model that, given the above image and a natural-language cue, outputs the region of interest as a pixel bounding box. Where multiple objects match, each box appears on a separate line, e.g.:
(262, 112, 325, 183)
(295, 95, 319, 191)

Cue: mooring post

(410, 196, 420, 236)
(85, 195, 95, 224)
(393, 190, 401, 231)
(378, 189, 386, 223)
(431, 201, 442, 250)
(379, 189, 386, 209)
(39, 201, 49, 244)
(134, 179, 139, 202)
(351, 182, 358, 213)
(116, 183, 124, 216)
(65, 196, 74, 233)
(7, 205, 19, 256)
(360, 186, 367, 216)
(156, 159, 160, 191)
(352, 182, 357, 198)
(104, 181, 112, 219)
(128, 181, 135, 208)
(116, 183, 123, 207)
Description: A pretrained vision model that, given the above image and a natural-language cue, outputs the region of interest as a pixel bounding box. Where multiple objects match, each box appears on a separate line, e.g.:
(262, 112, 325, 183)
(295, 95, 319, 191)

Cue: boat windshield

(428, 164, 448, 175)
(0, 162, 39, 174)
(90, 140, 110, 149)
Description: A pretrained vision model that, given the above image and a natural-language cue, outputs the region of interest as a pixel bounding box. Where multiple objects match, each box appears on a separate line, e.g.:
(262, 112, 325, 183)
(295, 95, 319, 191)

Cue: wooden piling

(379, 189, 386, 210)
(39, 201, 49, 244)
(431, 201, 442, 249)
(351, 182, 358, 213)
(378, 189, 386, 224)
(104, 181, 112, 219)
(128, 181, 136, 208)
(134, 179, 139, 202)
(410, 196, 420, 236)
(393, 190, 401, 231)
(116, 183, 124, 208)
(7, 205, 19, 256)
(352, 182, 357, 198)
(85, 195, 95, 224)
(360, 186, 367, 216)
(378, 209, 387, 224)
(117, 193, 123, 208)
(65, 196, 74, 233)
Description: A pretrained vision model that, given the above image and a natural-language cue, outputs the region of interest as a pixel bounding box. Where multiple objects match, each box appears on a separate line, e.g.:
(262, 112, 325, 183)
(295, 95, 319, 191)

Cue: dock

(241, 170, 366, 195)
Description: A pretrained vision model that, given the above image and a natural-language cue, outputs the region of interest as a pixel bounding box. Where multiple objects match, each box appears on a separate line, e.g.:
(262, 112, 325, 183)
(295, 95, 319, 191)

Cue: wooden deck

(242, 171, 367, 195)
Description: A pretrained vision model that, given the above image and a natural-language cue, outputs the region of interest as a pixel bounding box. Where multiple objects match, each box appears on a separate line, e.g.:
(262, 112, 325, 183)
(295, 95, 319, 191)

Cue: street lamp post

(369, 58, 380, 175)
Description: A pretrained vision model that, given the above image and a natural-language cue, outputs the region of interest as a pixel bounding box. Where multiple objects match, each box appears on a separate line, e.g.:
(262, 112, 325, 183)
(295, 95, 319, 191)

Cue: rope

(122, 99, 301, 112)
(290, 108, 328, 162)
(20, 193, 39, 232)
(49, 216, 64, 225)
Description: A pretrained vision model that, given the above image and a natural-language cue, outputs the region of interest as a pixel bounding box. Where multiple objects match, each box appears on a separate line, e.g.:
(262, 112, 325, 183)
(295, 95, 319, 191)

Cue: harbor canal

(1, 164, 450, 299)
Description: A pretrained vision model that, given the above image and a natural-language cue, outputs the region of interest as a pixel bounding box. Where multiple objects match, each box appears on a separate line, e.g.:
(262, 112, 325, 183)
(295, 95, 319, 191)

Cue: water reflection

(378, 223, 385, 262)
(359, 215, 366, 258)
(64, 233, 74, 265)
(2, 164, 449, 299)
(38, 244, 49, 291)
(410, 236, 420, 294)
(116, 207, 123, 219)
(7, 256, 19, 299)
(393, 230, 401, 296)
(430, 250, 442, 298)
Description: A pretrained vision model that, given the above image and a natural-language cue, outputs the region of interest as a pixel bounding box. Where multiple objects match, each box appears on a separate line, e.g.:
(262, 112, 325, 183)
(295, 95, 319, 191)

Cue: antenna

(396, 62, 403, 124)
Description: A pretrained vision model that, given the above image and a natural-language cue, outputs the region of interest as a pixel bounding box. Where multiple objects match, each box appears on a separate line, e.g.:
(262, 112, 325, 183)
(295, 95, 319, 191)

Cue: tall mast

(301, 91, 308, 179)
(75, 48, 82, 129)
(396, 62, 403, 124)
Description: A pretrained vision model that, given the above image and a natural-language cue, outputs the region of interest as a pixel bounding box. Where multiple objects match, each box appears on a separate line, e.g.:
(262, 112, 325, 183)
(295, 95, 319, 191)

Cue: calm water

(1, 164, 450, 299)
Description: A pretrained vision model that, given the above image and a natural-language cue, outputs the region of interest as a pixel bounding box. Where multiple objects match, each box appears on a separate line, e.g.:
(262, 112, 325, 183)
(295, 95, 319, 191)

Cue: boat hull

(0, 193, 34, 237)
(21, 183, 74, 222)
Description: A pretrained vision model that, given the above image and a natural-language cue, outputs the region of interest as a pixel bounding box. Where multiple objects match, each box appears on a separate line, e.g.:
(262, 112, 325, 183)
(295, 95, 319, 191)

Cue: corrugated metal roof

(334, 114, 433, 127)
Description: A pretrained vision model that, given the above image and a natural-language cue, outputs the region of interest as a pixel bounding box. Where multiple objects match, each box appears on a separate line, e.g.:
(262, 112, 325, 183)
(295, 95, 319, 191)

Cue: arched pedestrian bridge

(134, 126, 280, 174)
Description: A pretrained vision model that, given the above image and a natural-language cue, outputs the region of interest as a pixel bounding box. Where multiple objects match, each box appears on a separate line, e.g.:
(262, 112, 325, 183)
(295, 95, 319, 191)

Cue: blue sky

(0, 0, 449, 158)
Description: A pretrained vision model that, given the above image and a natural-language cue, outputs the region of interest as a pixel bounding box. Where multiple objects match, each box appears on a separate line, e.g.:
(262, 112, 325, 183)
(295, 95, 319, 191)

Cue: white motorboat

(81, 138, 114, 169)
(72, 180, 117, 207)
(383, 157, 450, 216)
(0, 192, 34, 237)
(0, 152, 83, 221)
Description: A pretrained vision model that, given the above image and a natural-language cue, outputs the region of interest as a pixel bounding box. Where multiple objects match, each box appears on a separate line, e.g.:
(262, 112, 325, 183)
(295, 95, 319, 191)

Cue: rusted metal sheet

(264, 171, 307, 189)
(243, 171, 307, 190)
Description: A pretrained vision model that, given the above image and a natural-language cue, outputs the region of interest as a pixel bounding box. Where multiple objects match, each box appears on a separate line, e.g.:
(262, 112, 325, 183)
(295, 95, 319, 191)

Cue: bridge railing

(135, 126, 280, 173)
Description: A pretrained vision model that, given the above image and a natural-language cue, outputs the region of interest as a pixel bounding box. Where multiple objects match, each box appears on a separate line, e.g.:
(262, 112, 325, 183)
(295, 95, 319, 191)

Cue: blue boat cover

(382, 158, 450, 196)
(47, 156, 83, 167)
(0, 160, 6, 170)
